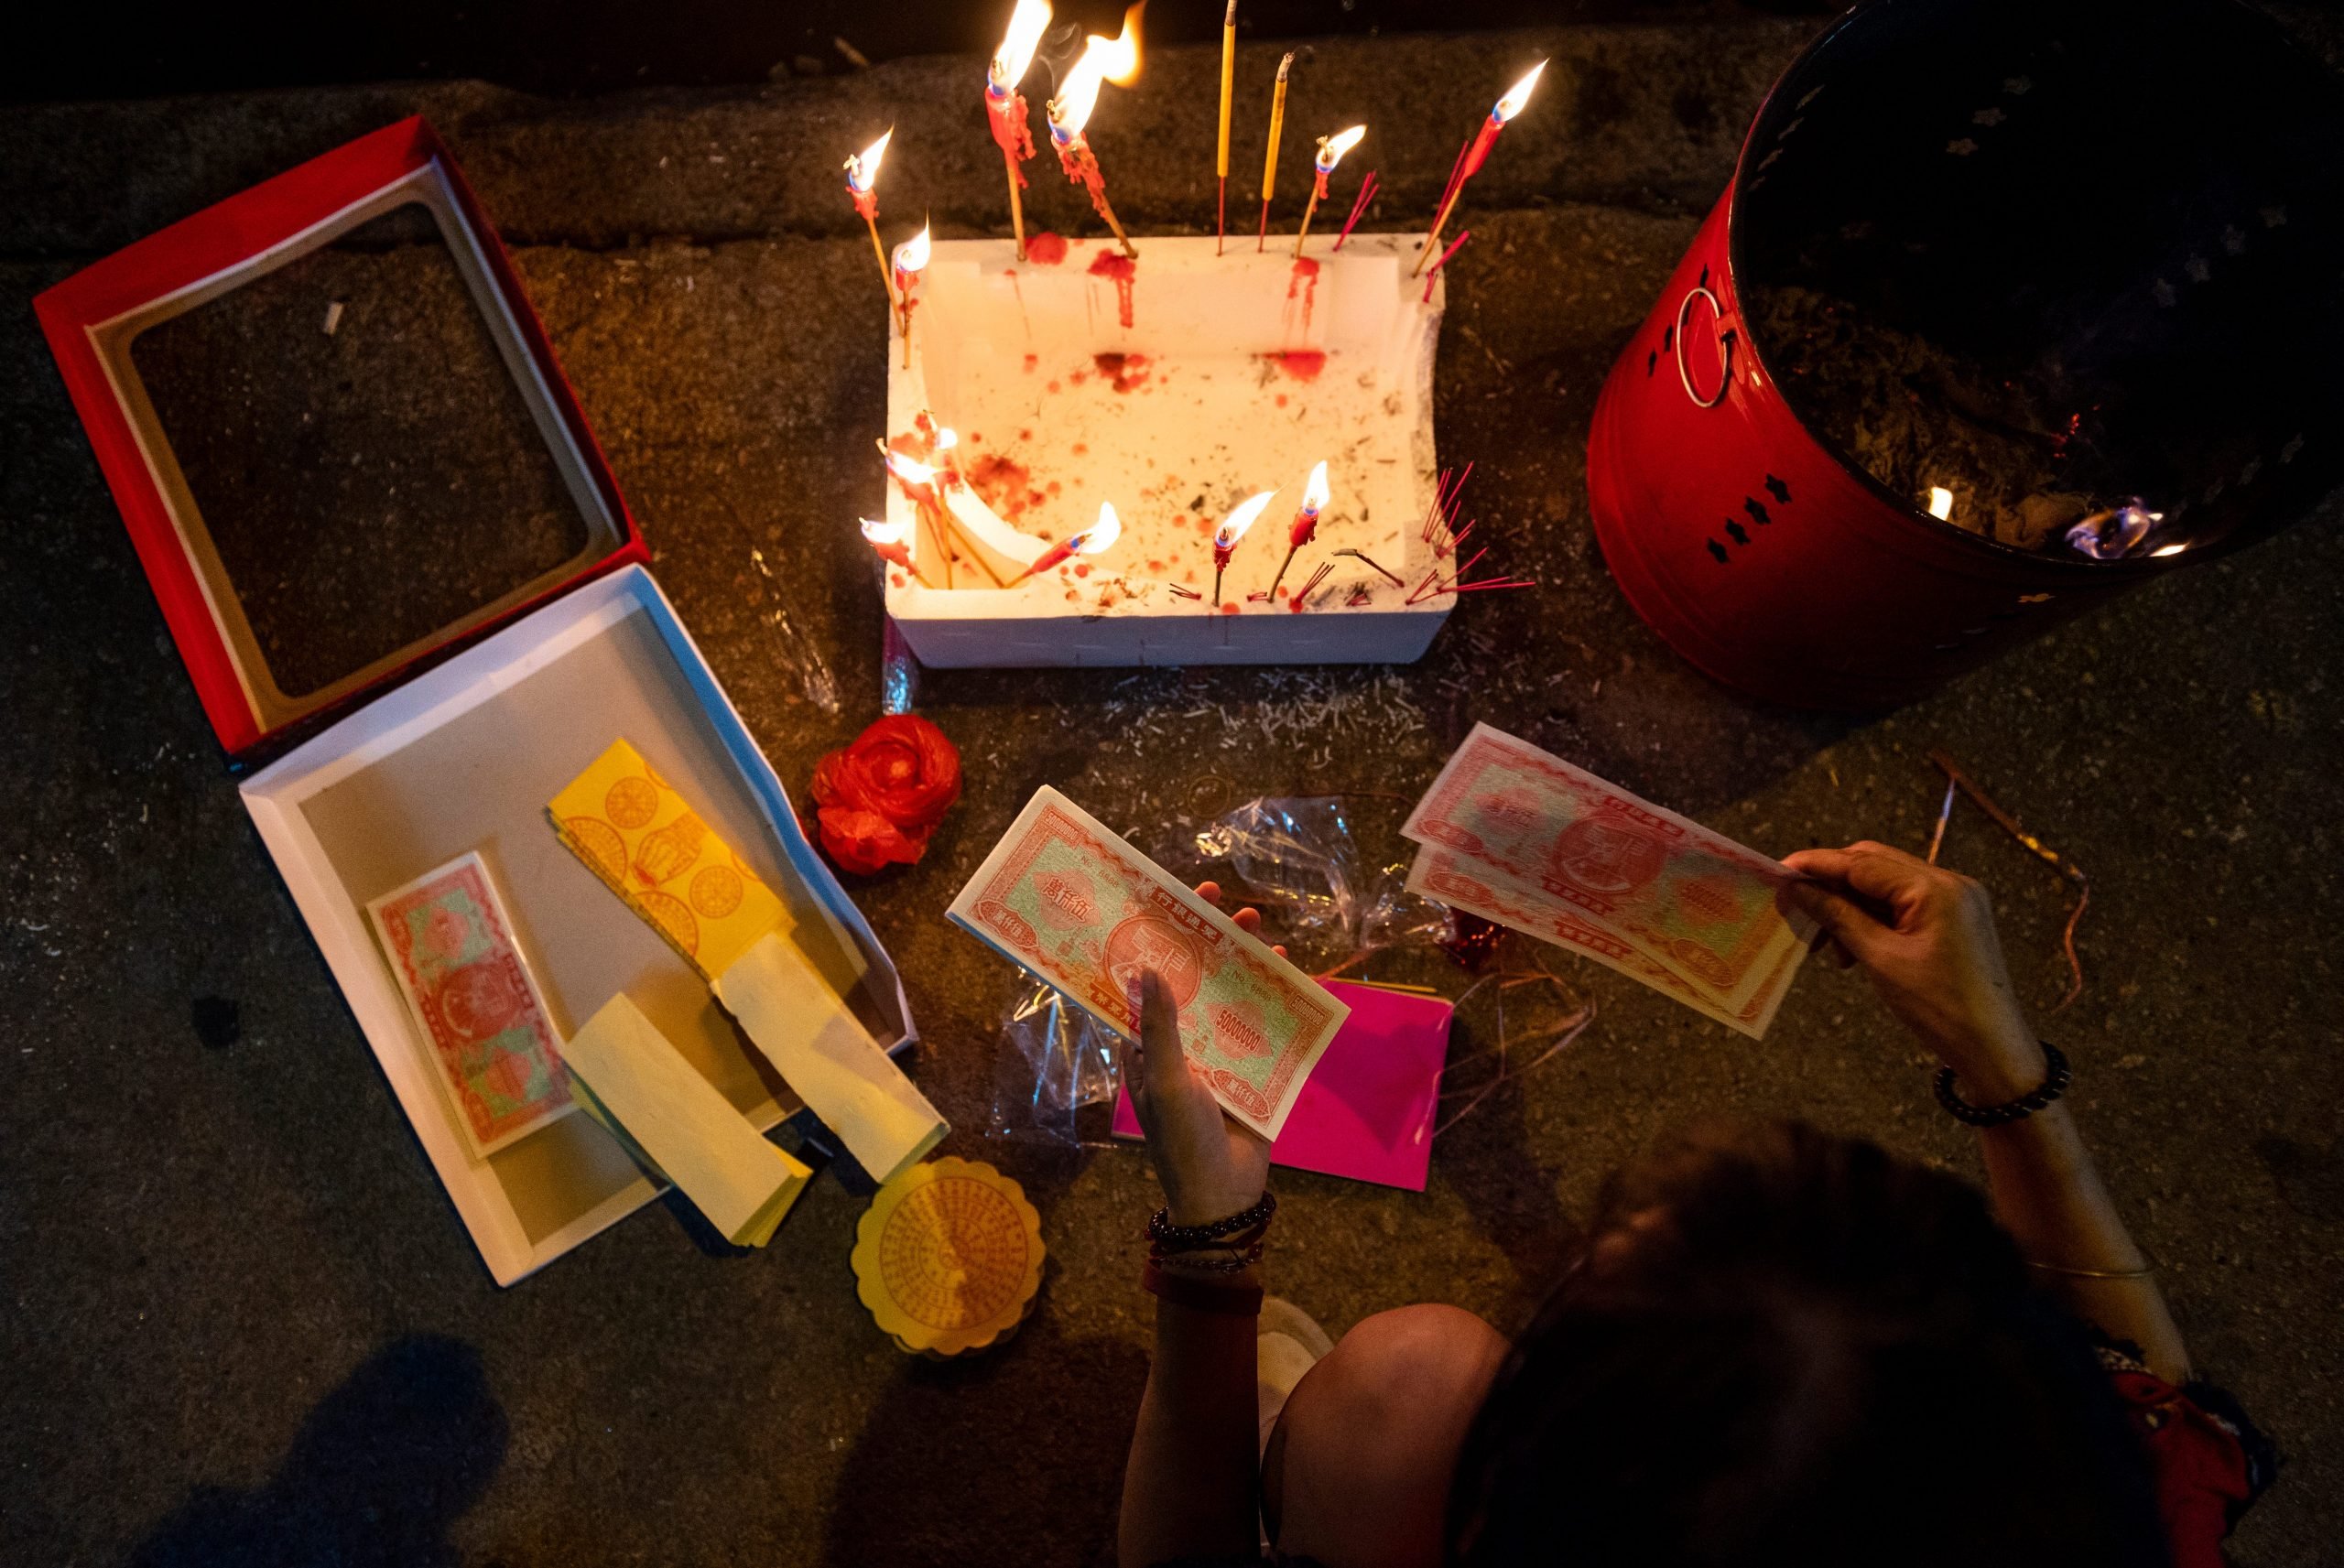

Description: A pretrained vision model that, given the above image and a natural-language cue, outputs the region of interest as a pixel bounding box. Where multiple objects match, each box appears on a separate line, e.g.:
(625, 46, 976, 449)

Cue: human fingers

(1780, 879, 1894, 966)
(1137, 970, 1208, 1110)
(1195, 881, 1223, 906)
(1232, 905, 1261, 935)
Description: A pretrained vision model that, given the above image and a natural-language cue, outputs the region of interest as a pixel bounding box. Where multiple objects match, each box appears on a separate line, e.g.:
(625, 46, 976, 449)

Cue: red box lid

(35, 117, 649, 761)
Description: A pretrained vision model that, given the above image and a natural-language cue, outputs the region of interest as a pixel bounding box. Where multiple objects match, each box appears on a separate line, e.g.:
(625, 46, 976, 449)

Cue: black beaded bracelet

(1146, 1191, 1275, 1250)
(1935, 1042, 2071, 1128)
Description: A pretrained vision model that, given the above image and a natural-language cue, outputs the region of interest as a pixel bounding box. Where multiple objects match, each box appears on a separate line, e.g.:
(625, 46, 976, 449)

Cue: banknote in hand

(948, 786, 1349, 1141)
(1403, 724, 1816, 1036)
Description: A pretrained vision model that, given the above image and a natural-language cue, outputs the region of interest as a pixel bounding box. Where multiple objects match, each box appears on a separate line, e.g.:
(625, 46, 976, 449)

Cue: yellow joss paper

(716, 933, 949, 1186)
(851, 1158, 1044, 1357)
(561, 994, 810, 1247)
(548, 739, 791, 979)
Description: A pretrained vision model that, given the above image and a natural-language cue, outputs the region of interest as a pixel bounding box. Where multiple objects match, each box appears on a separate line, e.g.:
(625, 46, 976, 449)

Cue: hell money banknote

(949, 786, 1349, 1141)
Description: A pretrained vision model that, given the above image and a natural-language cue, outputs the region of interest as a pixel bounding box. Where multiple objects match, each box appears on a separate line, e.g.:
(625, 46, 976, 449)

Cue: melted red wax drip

(1264, 351, 1327, 382)
(968, 453, 1045, 521)
(1090, 248, 1138, 329)
(1093, 351, 1151, 393)
(1286, 256, 1320, 335)
(1026, 232, 1069, 265)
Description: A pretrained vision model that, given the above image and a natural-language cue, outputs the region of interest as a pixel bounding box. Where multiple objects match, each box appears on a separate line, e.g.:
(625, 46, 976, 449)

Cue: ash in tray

(1750, 284, 2145, 557)
(939, 344, 1415, 611)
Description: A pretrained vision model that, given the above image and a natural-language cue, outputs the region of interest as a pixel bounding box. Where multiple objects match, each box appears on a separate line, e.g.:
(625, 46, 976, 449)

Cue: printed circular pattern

(1548, 819, 1667, 899)
(1102, 914, 1204, 1007)
(563, 817, 628, 881)
(690, 864, 745, 919)
(439, 958, 523, 1044)
(635, 889, 700, 957)
(852, 1158, 1044, 1357)
(604, 775, 660, 831)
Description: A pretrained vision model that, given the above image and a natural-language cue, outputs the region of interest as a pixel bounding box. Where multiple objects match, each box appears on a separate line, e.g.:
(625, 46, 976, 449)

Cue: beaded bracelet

(1149, 1238, 1268, 1274)
(1935, 1041, 2071, 1128)
(1145, 1191, 1276, 1251)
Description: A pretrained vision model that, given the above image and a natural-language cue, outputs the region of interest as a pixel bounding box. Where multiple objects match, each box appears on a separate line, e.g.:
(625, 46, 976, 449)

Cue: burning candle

(1293, 125, 1365, 256)
(987, 0, 1051, 262)
(1416, 60, 1546, 276)
(1047, 6, 1145, 259)
(1216, 0, 1238, 254)
(844, 129, 899, 312)
(883, 444, 958, 589)
(1268, 460, 1329, 599)
(1255, 51, 1293, 252)
(861, 517, 933, 586)
(1014, 503, 1123, 581)
(891, 222, 930, 369)
(1210, 489, 1278, 608)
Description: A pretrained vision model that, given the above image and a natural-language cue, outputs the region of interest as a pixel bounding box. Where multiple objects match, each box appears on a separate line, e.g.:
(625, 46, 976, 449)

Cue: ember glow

(1315, 124, 1367, 175)
(844, 129, 892, 194)
(988, 0, 1052, 94)
(1492, 60, 1547, 123)
(2067, 500, 2162, 559)
(1214, 490, 1278, 552)
(1926, 486, 1955, 520)
(1049, 4, 1145, 140)
(862, 517, 914, 547)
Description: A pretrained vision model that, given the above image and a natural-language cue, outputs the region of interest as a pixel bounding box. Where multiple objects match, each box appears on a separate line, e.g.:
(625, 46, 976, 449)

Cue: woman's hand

(1782, 841, 2048, 1102)
(1119, 882, 1282, 1227)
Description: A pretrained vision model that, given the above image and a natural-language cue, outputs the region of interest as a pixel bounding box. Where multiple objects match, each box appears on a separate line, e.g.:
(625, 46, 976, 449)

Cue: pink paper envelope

(1113, 979, 1453, 1191)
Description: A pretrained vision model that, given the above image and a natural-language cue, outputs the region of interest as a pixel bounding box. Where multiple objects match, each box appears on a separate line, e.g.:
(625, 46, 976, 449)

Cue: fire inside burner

(1733, 0, 2344, 563)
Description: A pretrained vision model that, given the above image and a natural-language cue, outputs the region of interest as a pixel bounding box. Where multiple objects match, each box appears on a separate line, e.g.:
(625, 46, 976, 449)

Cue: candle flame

(893, 222, 932, 276)
(1214, 490, 1278, 550)
(1072, 503, 1123, 555)
(989, 0, 1052, 93)
(2151, 542, 2187, 557)
(931, 423, 960, 452)
(1493, 60, 1546, 123)
(845, 128, 892, 193)
(861, 517, 913, 546)
(1049, 3, 1145, 138)
(1315, 124, 1367, 174)
(884, 447, 937, 486)
(1301, 460, 1330, 515)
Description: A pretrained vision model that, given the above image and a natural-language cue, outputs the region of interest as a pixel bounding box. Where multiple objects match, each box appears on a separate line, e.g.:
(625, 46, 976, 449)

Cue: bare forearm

(1119, 1297, 1262, 1568)
(1962, 1044, 2189, 1381)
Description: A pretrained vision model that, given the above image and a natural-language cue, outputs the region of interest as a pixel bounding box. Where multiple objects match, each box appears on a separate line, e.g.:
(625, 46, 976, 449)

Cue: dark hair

(1446, 1119, 2168, 1568)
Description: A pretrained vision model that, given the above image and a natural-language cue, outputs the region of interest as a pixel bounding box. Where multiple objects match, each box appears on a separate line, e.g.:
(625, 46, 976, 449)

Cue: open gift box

(36, 119, 912, 1284)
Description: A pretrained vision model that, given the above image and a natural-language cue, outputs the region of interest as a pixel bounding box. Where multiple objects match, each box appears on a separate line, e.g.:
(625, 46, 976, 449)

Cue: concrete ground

(4, 19, 2339, 1568)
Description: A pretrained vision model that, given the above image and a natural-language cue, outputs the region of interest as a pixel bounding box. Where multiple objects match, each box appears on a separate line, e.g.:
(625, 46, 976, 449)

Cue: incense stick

(1256, 52, 1292, 251)
(1216, 0, 1237, 254)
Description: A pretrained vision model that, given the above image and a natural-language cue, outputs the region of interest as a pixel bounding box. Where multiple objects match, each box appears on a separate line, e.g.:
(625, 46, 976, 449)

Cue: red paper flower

(810, 715, 962, 875)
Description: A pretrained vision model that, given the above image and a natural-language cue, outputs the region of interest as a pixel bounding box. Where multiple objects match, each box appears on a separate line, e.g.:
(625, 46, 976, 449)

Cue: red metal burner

(1588, 0, 2344, 708)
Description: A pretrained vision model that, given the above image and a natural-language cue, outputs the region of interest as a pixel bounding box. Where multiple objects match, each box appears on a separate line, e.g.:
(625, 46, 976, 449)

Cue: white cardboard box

(240, 565, 912, 1284)
(883, 233, 1451, 667)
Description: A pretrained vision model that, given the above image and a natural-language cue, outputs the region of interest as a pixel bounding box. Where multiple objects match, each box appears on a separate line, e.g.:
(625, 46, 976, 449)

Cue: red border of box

(34, 116, 650, 759)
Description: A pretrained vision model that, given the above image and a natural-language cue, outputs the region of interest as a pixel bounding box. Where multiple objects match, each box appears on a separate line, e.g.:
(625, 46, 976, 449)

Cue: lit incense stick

(1294, 125, 1364, 256)
(844, 130, 898, 313)
(1012, 504, 1123, 582)
(1047, 6, 1145, 259)
(1210, 489, 1278, 610)
(986, 0, 1051, 262)
(1416, 61, 1545, 276)
(1267, 460, 1329, 600)
(1255, 51, 1292, 252)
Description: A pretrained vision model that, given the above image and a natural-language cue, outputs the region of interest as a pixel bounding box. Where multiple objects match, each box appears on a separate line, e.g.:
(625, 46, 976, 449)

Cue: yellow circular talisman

(852, 1157, 1045, 1357)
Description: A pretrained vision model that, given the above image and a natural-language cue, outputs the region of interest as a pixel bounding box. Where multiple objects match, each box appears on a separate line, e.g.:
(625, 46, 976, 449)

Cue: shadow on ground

(129, 1335, 505, 1568)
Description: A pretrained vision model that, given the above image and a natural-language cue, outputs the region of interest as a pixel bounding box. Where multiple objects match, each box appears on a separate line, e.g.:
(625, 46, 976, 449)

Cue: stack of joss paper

(948, 786, 1351, 1142)
(1402, 724, 1818, 1039)
(544, 740, 947, 1242)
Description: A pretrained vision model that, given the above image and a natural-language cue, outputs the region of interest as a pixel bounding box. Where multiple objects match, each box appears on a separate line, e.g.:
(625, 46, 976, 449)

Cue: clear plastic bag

(984, 980, 1122, 1149)
(1188, 795, 1449, 977)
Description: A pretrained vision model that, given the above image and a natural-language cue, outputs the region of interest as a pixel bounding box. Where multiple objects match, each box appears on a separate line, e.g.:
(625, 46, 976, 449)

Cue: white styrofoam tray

(883, 233, 1451, 667)
(240, 565, 912, 1284)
